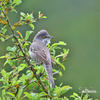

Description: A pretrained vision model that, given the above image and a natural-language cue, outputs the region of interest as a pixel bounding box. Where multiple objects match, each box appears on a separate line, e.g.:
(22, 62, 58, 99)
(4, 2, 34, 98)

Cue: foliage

(0, 0, 98, 100)
(70, 93, 98, 100)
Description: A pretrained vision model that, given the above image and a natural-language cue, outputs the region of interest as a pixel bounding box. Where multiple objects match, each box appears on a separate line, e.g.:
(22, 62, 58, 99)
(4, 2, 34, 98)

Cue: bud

(25, 19, 30, 23)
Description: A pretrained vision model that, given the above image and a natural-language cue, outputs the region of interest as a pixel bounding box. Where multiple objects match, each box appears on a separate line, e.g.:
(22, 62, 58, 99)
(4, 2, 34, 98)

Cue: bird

(29, 30, 55, 88)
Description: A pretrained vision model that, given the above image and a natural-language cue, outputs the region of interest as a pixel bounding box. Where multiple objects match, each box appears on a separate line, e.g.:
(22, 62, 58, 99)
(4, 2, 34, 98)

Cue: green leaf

(64, 96, 69, 100)
(17, 88, 23, 100)
(2, 89, 5, 96)
(29, 23, 34, 30)
(25, 31, 33, 40)
(56, 87, 61, 97)
(0, 33, 7, 39)
(38, 11, 41, 15)
(73, 93, 79, 97)
(39, 92, 48, 97)
(60, 85, 72, 95)
(7, 92, 15, 97)
(1, 69, 7, 77)
(7, 46, 17, 52)
(51, 41, 66, 48)
(42, 16, 47, 19)
(31, 93, 40, 100)
(54, 58, 65, 70)
(26, 70, 33, 79)
(0, 79, 4, 82)
(24, 92, 33, 100)
(2, 89, 6, 100)
(1, 26, 7, 34)
(0, 56, 5, 59)
(19, 74, 27, 85)
(27, 83, 34, 90)
(59, 71, 63, 76)
(11, 9, 17, 13)
(59, 41, 66, 45)
(17, 64, 27, 72)
(39, 65, 44, 73)
(0, 37, 5, 42)
(13, 0, 22, 5)
(20, 12, 25, 17)
(70, 93, 80, 99)
(70, 95, 75, 98)
(7, 92, 17, 100)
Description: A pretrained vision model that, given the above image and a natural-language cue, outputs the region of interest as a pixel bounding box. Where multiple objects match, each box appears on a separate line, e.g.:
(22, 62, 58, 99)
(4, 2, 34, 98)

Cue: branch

(3, 12, 50, 96)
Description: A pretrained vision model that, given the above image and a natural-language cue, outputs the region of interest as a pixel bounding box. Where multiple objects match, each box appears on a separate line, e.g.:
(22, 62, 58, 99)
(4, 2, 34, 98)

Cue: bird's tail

(44, 64, 55, 88)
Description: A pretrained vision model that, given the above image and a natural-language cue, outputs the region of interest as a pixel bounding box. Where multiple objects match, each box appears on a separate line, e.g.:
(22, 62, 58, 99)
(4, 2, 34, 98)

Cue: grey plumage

(29, 30, 55, 88)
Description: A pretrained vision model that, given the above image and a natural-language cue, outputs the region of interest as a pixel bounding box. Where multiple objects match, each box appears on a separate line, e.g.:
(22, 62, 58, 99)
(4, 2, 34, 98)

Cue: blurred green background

(0, 0, 100, 99)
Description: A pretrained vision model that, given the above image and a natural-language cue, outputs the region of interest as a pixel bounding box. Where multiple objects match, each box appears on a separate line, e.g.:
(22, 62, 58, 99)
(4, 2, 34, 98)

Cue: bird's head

(33, 30, 53, 46)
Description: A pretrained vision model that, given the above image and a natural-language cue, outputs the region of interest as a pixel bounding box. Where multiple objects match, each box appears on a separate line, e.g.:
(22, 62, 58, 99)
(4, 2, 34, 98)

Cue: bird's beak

(50, 36, 53, 39)
(48, 35, 53, 39)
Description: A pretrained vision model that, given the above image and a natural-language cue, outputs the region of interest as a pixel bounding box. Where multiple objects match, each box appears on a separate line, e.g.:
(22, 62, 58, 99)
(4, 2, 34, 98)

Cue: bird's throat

(42, 39, 50, 46)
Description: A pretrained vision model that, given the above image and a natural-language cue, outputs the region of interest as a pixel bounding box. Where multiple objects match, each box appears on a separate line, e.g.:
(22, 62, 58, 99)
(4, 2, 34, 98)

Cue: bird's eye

(42, 35, 46, 39)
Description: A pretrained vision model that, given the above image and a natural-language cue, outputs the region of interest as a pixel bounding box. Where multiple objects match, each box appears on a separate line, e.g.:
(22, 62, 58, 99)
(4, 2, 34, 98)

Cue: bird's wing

(36, 47, 51, 65)
(30, 40, 51, 65)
